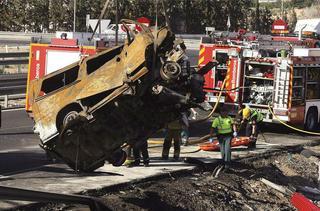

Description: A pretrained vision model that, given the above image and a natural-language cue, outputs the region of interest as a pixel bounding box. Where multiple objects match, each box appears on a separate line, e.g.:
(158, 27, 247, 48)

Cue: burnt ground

(16, 150, 320, 211)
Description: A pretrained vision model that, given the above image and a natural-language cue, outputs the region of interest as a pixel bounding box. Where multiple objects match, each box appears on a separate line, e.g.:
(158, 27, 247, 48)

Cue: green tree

(288, 9, 297, 32)
(0, 1, 13, 31)
(255, 0, 260, 32)
(49, 0, 74, 32)
(27, 0, 50, 32)
(260, 7, 273, 34)
(7, 0, 29, 31)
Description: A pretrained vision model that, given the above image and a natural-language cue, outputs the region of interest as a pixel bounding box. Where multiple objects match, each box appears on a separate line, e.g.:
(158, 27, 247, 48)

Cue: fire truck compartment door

(273, 60, 290, 109)
(46, 50, 81, 74)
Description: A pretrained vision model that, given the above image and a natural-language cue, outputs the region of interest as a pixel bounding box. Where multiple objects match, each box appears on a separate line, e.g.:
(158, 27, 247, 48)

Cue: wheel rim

(63, 111, 79, 127)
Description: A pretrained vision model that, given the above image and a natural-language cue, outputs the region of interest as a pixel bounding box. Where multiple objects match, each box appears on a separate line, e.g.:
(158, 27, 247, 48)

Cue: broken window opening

(86, 46, 123, 75)
(41, 65, 79, 94)
(215, 52, 228, 65)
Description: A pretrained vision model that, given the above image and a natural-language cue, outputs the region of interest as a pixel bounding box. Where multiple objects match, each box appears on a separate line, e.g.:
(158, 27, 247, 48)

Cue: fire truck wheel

(305, 108, 318, 131)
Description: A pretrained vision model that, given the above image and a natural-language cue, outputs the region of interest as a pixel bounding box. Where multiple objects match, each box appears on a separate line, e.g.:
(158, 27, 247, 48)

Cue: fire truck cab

(198, 41, 242, 104)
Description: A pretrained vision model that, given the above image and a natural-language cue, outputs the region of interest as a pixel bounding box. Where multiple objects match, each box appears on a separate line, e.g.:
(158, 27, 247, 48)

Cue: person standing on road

(128, 138, 150, 167)
(162, 118, 182, 161)
(210, 106, 237, 168)
(128, 128, 150, 167)
(239, 105, 264, 148)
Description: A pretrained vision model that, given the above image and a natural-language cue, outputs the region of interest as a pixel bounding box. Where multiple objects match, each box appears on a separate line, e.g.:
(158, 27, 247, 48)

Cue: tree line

(0, 0, 274, 34)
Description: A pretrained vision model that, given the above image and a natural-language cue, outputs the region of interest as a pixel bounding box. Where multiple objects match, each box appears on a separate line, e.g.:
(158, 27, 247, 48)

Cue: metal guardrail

(0, 59, 29, 65)
(0, 52, 29, 58)
(0, 94, 26, 129)
(0, 73, 27, 80)
(0, 52, 29, 66)
(0, 73, 27, 95)
(0, 93, 25, 100)
(0, 31, 54, 45)
(0, 94, 25, 109)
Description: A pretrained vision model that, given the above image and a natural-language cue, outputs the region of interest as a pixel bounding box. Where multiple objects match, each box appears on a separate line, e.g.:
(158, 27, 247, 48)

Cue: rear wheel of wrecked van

(56, 104, 83, 131)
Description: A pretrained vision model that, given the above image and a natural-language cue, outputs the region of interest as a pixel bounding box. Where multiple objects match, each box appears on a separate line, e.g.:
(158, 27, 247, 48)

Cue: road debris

(0, 186, 108, 211)
(17, 150, 320, 210)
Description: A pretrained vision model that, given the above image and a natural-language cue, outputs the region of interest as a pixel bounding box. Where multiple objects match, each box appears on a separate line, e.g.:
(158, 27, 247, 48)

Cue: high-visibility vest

(250, 110, 264, 123)
(168, 120, 182, 130)
(212, 116, 233, 135)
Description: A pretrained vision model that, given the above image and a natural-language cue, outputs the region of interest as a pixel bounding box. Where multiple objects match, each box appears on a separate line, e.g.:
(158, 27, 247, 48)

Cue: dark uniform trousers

(162, 129, 181, 159)
(245, 122, 261, 138)
(217, 133, 232, 165)
(133, 138, 149, 164)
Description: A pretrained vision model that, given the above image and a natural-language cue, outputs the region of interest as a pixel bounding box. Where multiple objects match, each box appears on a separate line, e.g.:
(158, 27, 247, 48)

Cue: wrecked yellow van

(28, 20, 209, 172)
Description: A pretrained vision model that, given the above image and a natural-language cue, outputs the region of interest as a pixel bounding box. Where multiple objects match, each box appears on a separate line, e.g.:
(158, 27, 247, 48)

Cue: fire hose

(268, 105, 320, 136)
(184, 72, 228, 146)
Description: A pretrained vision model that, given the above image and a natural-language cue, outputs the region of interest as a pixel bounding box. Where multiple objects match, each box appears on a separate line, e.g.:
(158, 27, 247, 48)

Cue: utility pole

(281, 0, 284, 19)
(115, 0, 119, 46)
(255, 0, 260, 32)
(73, 0, 76, 32)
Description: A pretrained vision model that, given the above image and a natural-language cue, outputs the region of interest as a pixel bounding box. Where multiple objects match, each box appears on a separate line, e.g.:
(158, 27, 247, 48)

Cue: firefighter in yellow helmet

(239, 105, 264, 148)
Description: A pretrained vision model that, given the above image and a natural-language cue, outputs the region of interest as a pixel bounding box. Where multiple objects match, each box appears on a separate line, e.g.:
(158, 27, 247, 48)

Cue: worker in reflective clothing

(210, 107, 237, 168)
(239, 105, 264, 148)
(162, 119, 182, 161)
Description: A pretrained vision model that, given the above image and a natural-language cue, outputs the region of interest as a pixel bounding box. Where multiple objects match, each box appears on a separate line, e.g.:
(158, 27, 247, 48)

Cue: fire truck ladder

(274, 61, 290, 109)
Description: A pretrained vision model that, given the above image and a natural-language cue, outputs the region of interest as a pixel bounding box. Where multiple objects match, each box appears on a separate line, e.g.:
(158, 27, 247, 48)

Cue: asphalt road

(0, 109, 49, 175)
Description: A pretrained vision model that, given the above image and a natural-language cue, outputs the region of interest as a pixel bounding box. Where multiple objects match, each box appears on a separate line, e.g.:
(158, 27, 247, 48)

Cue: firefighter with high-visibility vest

(162, 118, 183, 161)
(239, 105, 264, 148)
(209, 106, 237, 169)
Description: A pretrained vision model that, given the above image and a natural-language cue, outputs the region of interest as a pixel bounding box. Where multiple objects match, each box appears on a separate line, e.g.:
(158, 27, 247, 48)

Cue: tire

(109, 150, 127, 167)
(56, 104, 82, 132)
(305, 108, 318, 131)
(63, 110, 80, 128)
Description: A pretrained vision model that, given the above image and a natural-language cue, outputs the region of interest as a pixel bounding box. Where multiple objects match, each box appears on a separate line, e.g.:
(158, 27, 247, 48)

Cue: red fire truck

(199, 42, 242, 104)
(199, 38, 320, 131)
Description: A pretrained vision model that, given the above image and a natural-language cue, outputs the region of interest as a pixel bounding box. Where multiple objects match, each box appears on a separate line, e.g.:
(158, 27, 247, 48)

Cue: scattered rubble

(16, 150, 320, 211)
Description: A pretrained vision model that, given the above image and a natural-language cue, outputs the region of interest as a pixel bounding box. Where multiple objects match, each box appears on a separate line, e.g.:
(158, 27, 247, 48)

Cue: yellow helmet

(242, 107, 251, 119)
